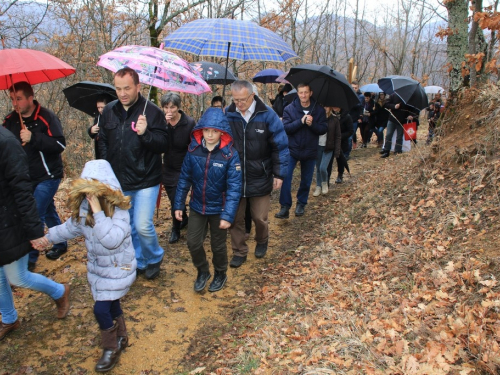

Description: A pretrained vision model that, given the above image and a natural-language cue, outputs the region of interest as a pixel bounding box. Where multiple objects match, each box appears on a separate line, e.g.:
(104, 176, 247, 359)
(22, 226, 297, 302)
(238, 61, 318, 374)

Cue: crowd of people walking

(0, 67, 443, 371)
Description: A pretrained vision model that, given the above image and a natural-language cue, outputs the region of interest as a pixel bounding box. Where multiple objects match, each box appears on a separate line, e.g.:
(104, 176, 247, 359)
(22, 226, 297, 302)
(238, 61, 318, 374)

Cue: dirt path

(0, 142, 385, 374)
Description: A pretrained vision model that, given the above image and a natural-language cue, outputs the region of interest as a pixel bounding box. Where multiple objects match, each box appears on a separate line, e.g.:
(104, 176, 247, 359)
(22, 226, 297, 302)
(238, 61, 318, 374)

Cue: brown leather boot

(114, 315, 128, 352)
(95, 324, 120, 372)
(54, 284, 70, 319)
(0, 320, 20, 341)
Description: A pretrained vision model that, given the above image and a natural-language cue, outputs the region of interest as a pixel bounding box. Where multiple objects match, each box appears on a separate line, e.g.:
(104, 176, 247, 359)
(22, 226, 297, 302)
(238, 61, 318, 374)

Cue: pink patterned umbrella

(97, 45, 211, 95)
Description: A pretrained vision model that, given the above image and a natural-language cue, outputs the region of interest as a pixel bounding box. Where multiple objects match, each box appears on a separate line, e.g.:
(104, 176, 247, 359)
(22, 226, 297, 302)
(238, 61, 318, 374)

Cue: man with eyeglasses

(225, 80, 289, 268)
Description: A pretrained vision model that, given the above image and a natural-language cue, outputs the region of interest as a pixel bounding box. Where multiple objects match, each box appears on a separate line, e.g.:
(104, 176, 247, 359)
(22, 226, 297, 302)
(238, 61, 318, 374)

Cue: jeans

(376, 127, 385, 143)
(29, 178, 67, 263)
(94, 300, 123, 330)
(124, 185, 164, 270)
(315, 146, 333, 186)
(0, 254, 65, 324)
(279, 155, 316, 208)
(383, 119, 404, 153)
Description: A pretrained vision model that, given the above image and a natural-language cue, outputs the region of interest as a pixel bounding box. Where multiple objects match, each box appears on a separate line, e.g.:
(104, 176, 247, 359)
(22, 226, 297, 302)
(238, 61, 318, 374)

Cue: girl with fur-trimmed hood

(37, 159, 136, 372)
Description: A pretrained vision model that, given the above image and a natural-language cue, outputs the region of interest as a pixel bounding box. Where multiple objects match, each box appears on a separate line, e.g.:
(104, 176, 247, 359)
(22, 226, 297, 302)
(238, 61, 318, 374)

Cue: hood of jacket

(68, 160, 130, 222)
(189, 107, 234, 154)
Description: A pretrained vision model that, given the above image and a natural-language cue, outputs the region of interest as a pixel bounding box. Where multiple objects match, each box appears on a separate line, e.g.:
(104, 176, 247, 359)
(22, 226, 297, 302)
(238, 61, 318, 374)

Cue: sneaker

(0, 320, 20, 341)
(313, 186, 321, 197)
(274, 206, 290, 219)
(229, 255, 247, 268)
(295, 204, 305, 216)
(194, 270, 211, 292)
(144, 258, 163, 280)
(321, 182, 328, 195)
(208, 271, 227, 292)
(46, 247, 68, 260)
(255, 241, 268, 258)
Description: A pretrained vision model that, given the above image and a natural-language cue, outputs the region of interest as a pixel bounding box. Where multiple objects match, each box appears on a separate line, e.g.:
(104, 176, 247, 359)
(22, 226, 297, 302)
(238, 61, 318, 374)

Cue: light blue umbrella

(164, 18, 298, 97)
(360, 83, 383, 93)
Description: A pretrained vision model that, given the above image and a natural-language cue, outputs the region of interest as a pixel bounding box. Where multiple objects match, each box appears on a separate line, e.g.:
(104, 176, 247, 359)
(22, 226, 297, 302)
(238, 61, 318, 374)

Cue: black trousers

(187, 210, 228, 273)
(164, 185, 187, 229)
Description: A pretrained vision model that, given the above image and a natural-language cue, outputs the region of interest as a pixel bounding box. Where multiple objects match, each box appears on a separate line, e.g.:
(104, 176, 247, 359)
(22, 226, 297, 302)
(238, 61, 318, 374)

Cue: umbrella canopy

(97, 45, 210, 95)
(360, 83, 383, 93)
(0, 48, 75, 90)
(189, 61, 236, 84)
(284, 88, 297, 103)
(285, 64, 359, 111)
(164, 18, 297, 63)
(424, 85, 445, 94)
(378, 75, 428, 111)
(252, 68, 285, 84)
(63, 81, 117, 116)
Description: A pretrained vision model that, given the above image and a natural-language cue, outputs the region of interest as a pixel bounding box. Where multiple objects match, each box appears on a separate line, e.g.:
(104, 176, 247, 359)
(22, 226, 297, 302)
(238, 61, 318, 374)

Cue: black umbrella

(378, 76, 428, 111)
(63, 81, 117, 116)
(285, 64, 359, 111)
(189, 61, 237, 85)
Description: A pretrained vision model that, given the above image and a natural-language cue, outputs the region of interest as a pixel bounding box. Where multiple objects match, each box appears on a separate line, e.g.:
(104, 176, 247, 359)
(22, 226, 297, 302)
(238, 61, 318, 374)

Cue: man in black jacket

(98, 68, 168, 280)
(3, 81, 67, 269)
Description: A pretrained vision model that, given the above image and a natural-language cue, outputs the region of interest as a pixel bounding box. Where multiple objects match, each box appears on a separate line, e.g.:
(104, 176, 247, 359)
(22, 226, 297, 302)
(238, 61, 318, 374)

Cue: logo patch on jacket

(255, 129, 264, 134)
(213, 162, 224, 168)
(235, 163, 241, 171)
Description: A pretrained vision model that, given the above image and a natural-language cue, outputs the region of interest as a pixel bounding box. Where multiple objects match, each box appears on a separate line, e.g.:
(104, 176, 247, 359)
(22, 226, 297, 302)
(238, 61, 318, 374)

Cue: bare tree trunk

(445, 0, 468, 96)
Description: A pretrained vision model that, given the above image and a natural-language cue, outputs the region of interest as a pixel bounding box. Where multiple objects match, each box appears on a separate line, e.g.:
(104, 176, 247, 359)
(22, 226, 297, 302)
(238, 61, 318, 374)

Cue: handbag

(403, 121, 417, 141)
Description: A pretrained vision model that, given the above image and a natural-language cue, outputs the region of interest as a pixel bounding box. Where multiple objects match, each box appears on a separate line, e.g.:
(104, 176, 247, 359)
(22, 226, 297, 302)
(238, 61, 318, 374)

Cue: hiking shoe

(208, 271, 227, 292)
(255, 241, 268, 258)
(144, 258, 163, 280)
(0, 320, 20, 341)
(194, 270, 211, 292)
(335, 175, 343, 184)
(274, 206, 290, 219)
(313, 186, 321, 197)
(229, 255, 247, 268)
(295, 204, 305, 216)
(46, 247, 68, 260)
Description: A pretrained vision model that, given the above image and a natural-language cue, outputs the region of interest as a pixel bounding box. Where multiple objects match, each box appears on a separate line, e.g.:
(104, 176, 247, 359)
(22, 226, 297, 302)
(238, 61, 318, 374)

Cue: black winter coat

(324, 114, 342, 158)
(0, 127, 43, 266)
(98, 95, 168, 191)
(87, 114, 102, 159)
(3, 101, 66, 185)
(374, 101, 390, 128)
(338, 112, 353, 153)
(162, 111, 196, 187)
(384, 94, 418, 124)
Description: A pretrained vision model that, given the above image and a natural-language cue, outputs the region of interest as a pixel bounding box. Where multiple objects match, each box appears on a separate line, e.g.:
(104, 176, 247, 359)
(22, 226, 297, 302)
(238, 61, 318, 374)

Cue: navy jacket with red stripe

(3, 101, 66, 184)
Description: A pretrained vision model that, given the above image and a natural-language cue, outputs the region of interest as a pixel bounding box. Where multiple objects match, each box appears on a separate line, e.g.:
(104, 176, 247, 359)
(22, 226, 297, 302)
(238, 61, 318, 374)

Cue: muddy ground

(0, 142, 385, 375)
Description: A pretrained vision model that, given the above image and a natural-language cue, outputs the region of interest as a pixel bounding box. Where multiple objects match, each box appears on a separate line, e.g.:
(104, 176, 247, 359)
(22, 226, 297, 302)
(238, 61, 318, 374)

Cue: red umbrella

(0, 49, 75, 90)
(0, 48, 75, 134)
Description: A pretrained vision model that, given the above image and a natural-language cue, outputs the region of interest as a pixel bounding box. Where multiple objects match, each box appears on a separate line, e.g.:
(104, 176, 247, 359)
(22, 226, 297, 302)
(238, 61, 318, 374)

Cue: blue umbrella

(253, 68, 285, 84)
(360, 83, 383, 93)
(164, 18, 298, 96)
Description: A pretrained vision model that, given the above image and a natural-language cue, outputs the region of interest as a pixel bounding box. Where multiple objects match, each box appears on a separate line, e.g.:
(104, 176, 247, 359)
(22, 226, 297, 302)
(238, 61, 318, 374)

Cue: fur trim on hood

(68, 178, 131, 222)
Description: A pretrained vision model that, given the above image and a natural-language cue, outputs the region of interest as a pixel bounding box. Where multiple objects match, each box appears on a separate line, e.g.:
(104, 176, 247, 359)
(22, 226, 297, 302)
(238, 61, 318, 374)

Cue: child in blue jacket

(174, 108, 241, 292)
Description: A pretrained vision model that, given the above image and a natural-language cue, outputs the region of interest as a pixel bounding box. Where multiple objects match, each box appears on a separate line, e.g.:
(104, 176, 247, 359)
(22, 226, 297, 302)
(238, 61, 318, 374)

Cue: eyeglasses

(232, 93, 254, 104)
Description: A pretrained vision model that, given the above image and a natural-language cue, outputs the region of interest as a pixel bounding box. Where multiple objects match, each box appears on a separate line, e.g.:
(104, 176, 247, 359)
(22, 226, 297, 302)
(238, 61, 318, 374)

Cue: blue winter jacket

(282, 97, 327, 160)
(174, 108, 242, 223)
(225, 96, 289, 197)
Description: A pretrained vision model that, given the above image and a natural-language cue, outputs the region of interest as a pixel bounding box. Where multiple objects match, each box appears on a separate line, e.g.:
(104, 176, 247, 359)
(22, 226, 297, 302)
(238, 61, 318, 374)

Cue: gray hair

(160, 92, 181, 108)
(231, 80, 253, 93)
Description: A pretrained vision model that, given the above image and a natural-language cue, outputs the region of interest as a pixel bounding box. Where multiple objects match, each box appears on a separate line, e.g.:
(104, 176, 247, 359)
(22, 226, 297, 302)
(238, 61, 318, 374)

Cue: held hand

(31, 236, 51, 251)
(219, 220, 231, 229)
(20, 128, 32, 143)
(305, 115, 313, 126)
(395, 103, 400, 109)
(175, 210, 184, 221)
(135, 115, 147, 135)
(86, 194, 102, 213)
(407, 116, 413, 121)
(273, 178, 283, 190)
(91, 124, 100, 134)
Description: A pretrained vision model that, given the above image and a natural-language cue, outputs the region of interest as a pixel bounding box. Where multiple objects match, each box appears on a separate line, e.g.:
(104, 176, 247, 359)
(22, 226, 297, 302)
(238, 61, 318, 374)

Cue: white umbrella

(424, 85, 445, 94)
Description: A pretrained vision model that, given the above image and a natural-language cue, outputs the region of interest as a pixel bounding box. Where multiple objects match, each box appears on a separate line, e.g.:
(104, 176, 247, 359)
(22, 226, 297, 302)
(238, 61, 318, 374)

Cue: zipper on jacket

(202, 152, 211, 214)
(241, 108, 266, 197)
